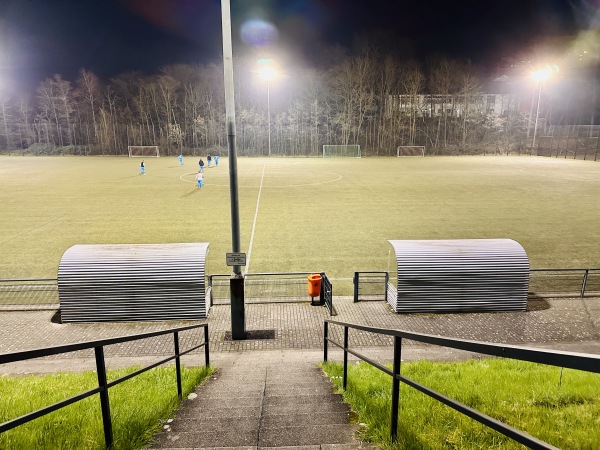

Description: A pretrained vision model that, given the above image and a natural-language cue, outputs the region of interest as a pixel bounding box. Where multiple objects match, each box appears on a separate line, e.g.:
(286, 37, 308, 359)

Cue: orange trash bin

(308, 274, 322, 297)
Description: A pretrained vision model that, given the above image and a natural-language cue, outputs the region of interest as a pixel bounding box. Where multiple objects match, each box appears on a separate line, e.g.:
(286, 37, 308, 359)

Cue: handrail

(324, 319, 600, 448)
(0, 323, 210, 449)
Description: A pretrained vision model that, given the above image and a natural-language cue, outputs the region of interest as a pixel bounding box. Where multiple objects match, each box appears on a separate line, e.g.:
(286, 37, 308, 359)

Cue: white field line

(245, 163, 266, 274)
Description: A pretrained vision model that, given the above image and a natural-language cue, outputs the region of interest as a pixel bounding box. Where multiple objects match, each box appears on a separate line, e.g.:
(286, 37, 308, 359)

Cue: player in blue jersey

(195, 170, 203, 188)
(179, 154, 184, 165)
(139, 160, 145, 175)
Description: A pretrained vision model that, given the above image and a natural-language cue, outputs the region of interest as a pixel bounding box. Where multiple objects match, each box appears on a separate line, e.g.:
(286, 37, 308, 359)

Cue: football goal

(128, 146, 160, 157)
(397, 146, 425, 157)
(323, 144, 361, 158)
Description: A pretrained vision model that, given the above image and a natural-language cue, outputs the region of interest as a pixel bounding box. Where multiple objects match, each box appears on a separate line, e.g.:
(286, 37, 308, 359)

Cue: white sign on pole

(226, 252, 246, 266)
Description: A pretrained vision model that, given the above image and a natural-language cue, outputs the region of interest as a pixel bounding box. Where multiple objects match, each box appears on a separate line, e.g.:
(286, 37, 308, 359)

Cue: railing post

(323, 321, 329, 362)
(581, 269, 589, 298)
(209, 275, 213, 306)
(343, 326, 349, 390)
(174, 332, 183, 399)
(94, 346, 113, 450)
(204, 325, 210, 367)
(385, 272, 389, 304)
(353, 272, 359, 302)
(391, 335, 402, 442)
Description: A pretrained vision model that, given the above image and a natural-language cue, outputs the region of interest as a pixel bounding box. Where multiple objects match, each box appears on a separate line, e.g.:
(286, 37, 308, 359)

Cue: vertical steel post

(204, 325, 210, 367)
(581, 269, 589, 298)
(209, 275, 214, 307)
(343, 326, 349, 391)
(385, 272, 389, 304)
(391, 336, 402, 441)
(353, 272, 359, 302)
(221, 0, 246, 339)
(323, 321, 328, 362)
(94, 346, 113, 450)
(174, 332, 182, 399)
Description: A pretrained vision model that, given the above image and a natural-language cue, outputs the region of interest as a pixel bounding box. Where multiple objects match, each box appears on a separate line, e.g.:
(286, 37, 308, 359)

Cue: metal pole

(323, 321, 328, 362)
(221, 0, 246, 339)
(532, 81, 543, 154)
(174, 332, 183, 399)
(391, 336, 402, 442)
(94, 346, 113, 450)
(343, 326, 349, 391)
(204, 325, 210, 366)
(581, 269, 589, 298)
(267, 80, 271, 157)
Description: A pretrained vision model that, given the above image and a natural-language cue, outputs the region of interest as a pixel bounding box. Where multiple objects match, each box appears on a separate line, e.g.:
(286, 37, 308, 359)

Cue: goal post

(323, 144, 361, 158)
(397, 146, 425, 157)
(128, 146, 160, 157)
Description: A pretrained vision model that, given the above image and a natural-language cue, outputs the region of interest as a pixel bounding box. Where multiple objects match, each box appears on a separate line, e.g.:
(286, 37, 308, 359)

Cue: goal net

(323, 144, 361, 158)
(397, 146, 425, 157)
(128, 146, 160, 157)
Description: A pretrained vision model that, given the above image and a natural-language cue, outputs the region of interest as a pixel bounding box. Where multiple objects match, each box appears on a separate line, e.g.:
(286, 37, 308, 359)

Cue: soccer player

(207, 155, 212, 167)
(199, 159, 204, 172)
(179, 154, 184, 165)
(139, 160, 145, 175)
(214, 154, 219, 167)
(195, 170, 203, 188)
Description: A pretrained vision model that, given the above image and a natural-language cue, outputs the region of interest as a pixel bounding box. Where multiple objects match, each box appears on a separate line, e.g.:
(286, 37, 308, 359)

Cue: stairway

(148, 352, 373, 449)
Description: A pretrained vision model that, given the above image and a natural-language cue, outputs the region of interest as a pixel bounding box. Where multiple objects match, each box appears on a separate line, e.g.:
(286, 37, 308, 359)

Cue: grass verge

(322, 359, 600, 449)
(0, 365, 213, 450)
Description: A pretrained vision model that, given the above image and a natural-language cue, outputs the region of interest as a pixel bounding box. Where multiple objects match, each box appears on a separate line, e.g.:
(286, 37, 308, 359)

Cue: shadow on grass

(182, 188, 201, 197)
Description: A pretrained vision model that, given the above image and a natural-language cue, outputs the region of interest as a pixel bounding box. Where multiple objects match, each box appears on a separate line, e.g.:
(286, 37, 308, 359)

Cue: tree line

(0, 51, 533, 157)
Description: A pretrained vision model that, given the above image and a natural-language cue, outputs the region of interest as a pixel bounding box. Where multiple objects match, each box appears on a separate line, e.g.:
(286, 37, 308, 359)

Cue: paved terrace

(0, 296, 599, 373)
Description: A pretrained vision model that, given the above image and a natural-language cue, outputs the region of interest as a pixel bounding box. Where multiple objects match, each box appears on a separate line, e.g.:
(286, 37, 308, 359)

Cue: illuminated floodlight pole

(259, 62, 277, 157)
(531, 65, 558, 152)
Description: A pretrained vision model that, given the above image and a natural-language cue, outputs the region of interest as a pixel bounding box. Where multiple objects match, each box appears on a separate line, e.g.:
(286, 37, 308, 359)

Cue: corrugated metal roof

(58, 243, 209, 323)
(388, 239, 529, 313)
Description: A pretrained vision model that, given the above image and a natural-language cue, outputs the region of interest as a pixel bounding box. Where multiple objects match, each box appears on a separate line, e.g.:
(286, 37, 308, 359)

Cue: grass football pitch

(1, 155, 599, 294)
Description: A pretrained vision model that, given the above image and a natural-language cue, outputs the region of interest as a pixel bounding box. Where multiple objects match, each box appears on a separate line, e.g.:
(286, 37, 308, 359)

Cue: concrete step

(147, 444, 375, 450)
(151, 429, 258, 448)
(148, 357, 366, 449)
(258, 423, 360, 447)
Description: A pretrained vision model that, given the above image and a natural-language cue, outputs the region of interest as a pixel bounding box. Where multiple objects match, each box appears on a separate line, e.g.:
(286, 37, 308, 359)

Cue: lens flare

(241, 19, 279, 47)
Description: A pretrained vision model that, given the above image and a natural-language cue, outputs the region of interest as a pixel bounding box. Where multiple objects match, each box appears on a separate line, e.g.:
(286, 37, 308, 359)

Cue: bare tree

(399, 62, 424, 145)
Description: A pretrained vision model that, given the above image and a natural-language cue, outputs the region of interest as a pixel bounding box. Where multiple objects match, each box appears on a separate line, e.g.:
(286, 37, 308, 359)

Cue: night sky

(0, 0, 591, 91)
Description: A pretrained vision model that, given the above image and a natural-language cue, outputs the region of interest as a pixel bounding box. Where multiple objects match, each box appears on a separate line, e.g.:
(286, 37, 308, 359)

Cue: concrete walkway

(148, 351, 375, 450)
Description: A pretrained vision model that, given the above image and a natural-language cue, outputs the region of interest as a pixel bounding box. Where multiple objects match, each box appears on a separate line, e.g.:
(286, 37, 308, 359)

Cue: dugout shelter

(58, 243, 209, 323)
(387, 239, 529, 313)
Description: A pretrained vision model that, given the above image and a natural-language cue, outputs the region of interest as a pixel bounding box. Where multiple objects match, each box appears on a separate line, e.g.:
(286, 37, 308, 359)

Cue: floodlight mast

(221, 0, 245, 339)
(531, 65, 557, 152)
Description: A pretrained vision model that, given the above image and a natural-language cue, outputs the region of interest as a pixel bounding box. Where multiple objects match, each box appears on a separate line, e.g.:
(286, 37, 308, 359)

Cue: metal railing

(323, 319, 600, 448)
(208, 272, 334, 314)
(0, 323, 210, 449)
(530, 268, 600, 297)
(354, 268, 600, 301)
(0, 278, 58, 309)
(321, 273, 334, 315)
(353, 271, 389, 302)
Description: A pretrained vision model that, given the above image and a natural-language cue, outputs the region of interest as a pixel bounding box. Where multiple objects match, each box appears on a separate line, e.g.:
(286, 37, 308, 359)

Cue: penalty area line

(245, 163, 266, 274)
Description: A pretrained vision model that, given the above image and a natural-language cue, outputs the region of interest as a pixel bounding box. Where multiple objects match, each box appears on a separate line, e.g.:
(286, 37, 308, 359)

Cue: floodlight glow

(260, 67, 277, 80)
(531, 68, 552, 81)
(531, 64, 559, 82)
